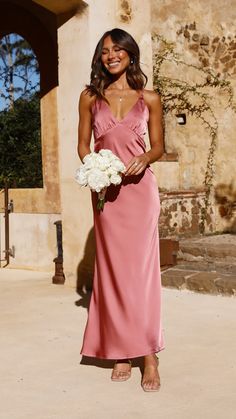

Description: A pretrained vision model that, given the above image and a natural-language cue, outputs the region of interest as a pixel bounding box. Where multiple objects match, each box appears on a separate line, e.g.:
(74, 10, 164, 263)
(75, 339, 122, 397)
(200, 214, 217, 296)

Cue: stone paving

(161, 267, 236, 295)
(0, 268, 236, 419)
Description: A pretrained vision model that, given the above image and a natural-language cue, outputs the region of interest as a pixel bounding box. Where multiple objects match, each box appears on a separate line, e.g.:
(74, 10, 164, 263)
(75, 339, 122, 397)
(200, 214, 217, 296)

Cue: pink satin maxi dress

(80, 92, 165, 359)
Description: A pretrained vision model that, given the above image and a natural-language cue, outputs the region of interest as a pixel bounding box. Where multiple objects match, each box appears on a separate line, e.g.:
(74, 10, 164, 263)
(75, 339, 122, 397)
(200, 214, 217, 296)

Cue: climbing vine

(152, 33, 236, 233)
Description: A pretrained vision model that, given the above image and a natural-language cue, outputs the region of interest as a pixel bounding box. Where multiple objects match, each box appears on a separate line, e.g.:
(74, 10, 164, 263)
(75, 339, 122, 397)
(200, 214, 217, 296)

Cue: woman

(78, 28, 165, 392)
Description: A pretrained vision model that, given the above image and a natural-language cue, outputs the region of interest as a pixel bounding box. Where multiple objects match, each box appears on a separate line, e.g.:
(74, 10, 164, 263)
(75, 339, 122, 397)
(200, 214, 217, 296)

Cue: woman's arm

(124, 90, 164, 176)
(77, 90, 94, 161)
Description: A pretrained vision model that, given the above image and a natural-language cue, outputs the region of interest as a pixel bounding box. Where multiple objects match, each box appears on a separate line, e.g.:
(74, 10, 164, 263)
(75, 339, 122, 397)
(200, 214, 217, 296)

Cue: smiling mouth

(108, 61, 120, 67)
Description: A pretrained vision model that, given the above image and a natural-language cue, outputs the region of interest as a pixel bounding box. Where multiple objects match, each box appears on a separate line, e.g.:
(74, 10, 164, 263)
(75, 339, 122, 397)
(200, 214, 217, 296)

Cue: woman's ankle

(144, 354, 158, 364)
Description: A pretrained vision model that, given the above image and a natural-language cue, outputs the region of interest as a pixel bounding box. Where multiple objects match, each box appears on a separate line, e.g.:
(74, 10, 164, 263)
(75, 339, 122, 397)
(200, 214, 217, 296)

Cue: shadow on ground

(75, 227, 95, 311)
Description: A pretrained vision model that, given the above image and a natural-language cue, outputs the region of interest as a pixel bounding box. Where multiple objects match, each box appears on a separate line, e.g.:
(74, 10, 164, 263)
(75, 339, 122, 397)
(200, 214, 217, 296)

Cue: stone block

(179, 242, 205, 257)
(189, 22, 196, 30)
(161, 269, 196, 289)
(215, 277, 236, 295)
(216, 262, 236, 275)
(186, 272, 219, 294)
(202, 57, 210, 67)
(206, 243, 236, 258)
(190, 43, 199, 52)
(176, 261, 215, 271)
(229, 42, 236, 50)
(215, 43, 226, 59)
(184, 29, 190, 39)
(224, 60, 236, 71)
(220, 54, 231, 64)
(200, 35, 209, 46)
(192, 33, 199, 42)
(179, 236, 236, 260)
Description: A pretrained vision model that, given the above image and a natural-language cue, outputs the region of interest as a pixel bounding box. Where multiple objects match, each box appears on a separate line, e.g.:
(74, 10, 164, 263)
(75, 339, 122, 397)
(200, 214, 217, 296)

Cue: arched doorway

(0, 0, 61, 270)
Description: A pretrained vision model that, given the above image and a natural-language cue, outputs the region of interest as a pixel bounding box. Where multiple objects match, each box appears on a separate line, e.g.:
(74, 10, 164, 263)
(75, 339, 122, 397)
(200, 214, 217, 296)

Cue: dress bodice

(91, 92, 151, 169)
(91, 93, 149, 141)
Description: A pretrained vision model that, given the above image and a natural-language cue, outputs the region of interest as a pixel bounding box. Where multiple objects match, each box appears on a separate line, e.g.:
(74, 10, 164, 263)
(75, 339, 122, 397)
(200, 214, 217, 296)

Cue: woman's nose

(108, 49, 116, 59)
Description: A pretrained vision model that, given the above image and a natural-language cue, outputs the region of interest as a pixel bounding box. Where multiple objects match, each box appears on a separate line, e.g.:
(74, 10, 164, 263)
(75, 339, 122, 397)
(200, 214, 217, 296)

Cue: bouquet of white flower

(75, 149, 126, 210)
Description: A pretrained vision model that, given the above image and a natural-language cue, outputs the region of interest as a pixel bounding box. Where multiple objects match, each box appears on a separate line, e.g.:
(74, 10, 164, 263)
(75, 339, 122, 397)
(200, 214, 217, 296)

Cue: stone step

(176, 260, 236, 275)
(178, 234, 236, 259)
(161, 267, 236, 296)
(177, 234, 236, 274)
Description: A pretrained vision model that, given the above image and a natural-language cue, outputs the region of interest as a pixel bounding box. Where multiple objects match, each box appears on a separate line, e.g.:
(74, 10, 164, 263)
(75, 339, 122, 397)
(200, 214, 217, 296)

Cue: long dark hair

(86, 28, 148, 100)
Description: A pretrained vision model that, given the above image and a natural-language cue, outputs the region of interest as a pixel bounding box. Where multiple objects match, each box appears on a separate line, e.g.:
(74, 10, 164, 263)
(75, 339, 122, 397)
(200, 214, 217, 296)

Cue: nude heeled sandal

(111, 359, 132, 381)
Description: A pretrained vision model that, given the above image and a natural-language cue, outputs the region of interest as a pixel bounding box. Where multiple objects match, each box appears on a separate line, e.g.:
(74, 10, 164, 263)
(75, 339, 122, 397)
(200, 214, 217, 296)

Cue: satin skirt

(80, 168, 165, 359)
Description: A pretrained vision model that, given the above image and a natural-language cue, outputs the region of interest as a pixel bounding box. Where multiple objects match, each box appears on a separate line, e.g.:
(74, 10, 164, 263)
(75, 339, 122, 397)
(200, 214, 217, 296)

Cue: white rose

(107, 166, 117, 176)
(75, 167, 88, 186)
(110, 173, 122, 185)
(96, 154, 111, 170)
(112, 159, 126, 172)
(99, 149, 113, 158)
(87, 168, 110, 192)
(83, 152, 97, 163)
(83, 152, 99, 169)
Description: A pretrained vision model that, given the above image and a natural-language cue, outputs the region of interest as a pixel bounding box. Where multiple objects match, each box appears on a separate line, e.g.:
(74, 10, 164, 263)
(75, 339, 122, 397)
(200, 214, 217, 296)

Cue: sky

(0, 33, 40, 111)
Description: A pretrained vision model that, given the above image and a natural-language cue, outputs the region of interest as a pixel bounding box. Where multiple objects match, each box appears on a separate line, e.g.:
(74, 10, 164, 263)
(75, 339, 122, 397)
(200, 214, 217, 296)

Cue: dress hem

(80, 345, 165, 360)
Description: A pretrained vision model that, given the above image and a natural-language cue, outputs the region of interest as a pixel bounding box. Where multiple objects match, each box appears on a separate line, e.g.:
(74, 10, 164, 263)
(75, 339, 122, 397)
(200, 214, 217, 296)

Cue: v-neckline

(103, 93, 142, 123)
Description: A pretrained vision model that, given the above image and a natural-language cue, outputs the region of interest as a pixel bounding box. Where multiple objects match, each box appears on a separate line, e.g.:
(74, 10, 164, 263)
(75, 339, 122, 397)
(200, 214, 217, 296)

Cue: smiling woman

(78, 28, 164, 392)
(88, 28, 147, 99)
(101, 42, 130, 72)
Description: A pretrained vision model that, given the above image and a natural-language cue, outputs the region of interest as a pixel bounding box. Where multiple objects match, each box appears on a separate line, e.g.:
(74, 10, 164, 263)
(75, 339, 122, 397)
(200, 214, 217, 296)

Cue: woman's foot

(111, 359, 132, 381)
(141, 354, 160, 392)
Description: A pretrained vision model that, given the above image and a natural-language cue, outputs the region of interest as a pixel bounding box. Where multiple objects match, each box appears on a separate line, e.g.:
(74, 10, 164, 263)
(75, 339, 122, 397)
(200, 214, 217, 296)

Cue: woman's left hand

(124, 154, 150, 176)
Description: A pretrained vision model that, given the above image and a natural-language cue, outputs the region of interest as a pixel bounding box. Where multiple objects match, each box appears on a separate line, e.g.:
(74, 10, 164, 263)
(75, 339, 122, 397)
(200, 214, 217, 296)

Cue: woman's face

(101, 35, 130, 75)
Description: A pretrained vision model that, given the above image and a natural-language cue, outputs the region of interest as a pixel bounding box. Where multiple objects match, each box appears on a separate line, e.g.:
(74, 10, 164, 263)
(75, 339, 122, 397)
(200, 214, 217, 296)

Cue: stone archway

(0, 0, 58, 97)
(0, 0, 61, 270)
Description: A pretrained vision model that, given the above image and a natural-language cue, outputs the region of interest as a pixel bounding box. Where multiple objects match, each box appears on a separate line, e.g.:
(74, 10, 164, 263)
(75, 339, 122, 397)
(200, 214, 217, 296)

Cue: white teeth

(109, 62, 120, 67)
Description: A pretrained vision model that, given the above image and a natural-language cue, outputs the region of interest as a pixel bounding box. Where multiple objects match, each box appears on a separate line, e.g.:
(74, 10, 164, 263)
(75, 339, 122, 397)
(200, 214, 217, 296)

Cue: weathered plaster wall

(0, 213, 58, 270)
(150, 0, 236, 235)
(57, 4, 93, 287)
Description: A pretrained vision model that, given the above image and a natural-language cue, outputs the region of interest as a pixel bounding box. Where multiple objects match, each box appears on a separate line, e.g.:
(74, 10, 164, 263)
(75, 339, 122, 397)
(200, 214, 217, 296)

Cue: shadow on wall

(215, 182, 236, 233)
(75, 227, 95, 310)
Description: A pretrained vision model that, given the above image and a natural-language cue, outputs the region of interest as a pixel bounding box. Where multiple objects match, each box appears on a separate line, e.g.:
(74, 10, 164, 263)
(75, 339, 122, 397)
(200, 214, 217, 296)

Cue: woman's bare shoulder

(79, 88, 96, 110)
(143, 89, 161, 105)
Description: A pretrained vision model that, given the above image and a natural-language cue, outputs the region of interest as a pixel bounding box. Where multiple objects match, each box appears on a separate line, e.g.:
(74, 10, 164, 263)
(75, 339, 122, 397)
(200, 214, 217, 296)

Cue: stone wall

(150, 0, 236, 236)
(159, 190, 212, 238)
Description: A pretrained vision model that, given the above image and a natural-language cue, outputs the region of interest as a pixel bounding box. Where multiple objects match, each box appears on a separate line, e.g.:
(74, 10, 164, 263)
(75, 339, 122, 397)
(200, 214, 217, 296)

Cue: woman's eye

(101, 47, 123, 55)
